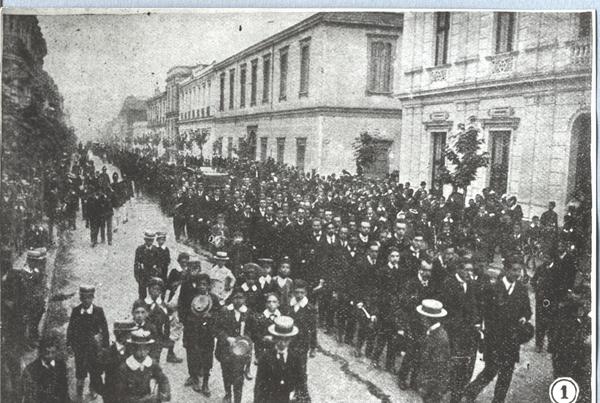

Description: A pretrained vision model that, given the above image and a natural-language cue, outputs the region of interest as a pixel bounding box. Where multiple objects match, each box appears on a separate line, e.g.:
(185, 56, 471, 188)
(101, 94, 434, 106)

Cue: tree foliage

(352, 131, 379, 175)
(437, 124, 490, 193)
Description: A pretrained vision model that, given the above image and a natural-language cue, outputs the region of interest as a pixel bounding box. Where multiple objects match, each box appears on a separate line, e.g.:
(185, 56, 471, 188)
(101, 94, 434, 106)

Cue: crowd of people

(4, 142, 592, 403)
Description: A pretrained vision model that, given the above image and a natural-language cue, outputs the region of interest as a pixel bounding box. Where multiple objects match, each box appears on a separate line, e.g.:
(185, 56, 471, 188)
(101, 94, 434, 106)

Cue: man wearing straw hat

(207, 251, 236, 303)
(414, 299, 451, 403)
(254, 315, 303, 403)
(115, 329, 171, 402)
(134, 230, 159, 299)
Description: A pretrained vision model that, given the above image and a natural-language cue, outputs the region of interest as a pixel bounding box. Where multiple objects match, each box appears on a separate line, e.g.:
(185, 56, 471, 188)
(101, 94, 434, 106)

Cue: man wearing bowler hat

(134, 230, 159, 299)
(254, 316, 303, 403)
(66, 285, 109, 400)
(413, 299, 451, 403)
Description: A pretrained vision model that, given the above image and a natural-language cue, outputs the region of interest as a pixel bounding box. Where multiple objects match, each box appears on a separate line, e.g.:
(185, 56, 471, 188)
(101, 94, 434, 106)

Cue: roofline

(213, 12, 402, 71)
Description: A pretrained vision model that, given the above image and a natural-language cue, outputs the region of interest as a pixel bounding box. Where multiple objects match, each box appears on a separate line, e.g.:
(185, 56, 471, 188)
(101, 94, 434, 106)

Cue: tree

(352, 131, 379, 175)
(437, 123, 490, 195)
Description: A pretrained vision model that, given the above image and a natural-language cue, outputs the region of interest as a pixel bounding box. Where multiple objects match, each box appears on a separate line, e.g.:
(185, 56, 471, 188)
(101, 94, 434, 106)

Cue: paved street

(41, 156, 553, 403)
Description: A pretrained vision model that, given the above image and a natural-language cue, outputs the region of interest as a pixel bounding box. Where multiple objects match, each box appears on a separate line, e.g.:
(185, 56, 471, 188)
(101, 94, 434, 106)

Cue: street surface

(42, 156, 553, 403)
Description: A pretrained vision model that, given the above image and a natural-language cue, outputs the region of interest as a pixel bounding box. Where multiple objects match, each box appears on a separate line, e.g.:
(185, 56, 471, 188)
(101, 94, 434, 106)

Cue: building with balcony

(175, 12, 404, 174)
(396, 11, 592, 220)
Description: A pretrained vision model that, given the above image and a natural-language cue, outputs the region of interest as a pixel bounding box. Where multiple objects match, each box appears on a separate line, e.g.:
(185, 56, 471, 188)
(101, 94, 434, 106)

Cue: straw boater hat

(416, 299, 447, 318)
(215, 251, 229, 261)
(127, 329, 155, 345)
(113, 320, 137, 333)
(156, 231, 167, 239)
(143, 230, 155, 240)
(268, 316, 299, 338)
(27, 248, 47, 260)
(191, 294, 213, 316)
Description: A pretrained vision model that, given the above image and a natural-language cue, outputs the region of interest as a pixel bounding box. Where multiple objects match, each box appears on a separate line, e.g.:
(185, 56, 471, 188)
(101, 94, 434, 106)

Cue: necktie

(278, 352, 285, 365)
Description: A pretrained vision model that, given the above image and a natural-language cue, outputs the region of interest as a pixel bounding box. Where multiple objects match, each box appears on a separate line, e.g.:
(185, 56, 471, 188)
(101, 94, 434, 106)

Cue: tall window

(227, 137, 233, 159)
(260, 137, 268, 162)
(229, 69, 235, 110)
(240, 64, 247, 108)
(276, 138, 285, 164)
(299, 40, 310, 96)
(296, 138, 307, 172)
(431, 132, 447, 187)
(219, 72, 225, 111)
(495, 12, 515, 54)
(434, 12, 450, 66)
(367, 36, 395, 94)
(250, 59, 258, 106)
(279, 47, 288, 101)
(262, 54, 271, 104)
(578, 12, 592, 39)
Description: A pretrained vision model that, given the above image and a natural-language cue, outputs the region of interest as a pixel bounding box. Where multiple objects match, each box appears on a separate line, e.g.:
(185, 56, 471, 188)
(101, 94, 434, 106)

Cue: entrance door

(489, 130, 511, 195)
(296, 138, 307, 172)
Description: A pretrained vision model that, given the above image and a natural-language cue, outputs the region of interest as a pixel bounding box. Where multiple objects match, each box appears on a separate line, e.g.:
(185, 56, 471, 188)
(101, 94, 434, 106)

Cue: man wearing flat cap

(254, 316, 303, 403)
(134, 230, 159, 299)
(66, 285, 109, 400)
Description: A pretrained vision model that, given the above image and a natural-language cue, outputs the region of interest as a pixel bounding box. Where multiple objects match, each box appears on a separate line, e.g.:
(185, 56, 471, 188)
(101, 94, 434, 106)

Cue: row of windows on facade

(217, 39, 311, 112)
(432, 11, 592, 67)
(212, 136, 308, 168)
(180, 106, 211, 121)
(179, 81, 212, 117)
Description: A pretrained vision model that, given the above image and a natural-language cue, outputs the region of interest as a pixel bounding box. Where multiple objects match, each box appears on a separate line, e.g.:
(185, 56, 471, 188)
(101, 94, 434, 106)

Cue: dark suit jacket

(66, 304, 109, 352)
(100, 343, 128, 403)
(395, 276, 440, 338)
(482, 277, 532, 363)
(254, 348, 303, 403)
(154, 246, 171, 282)
(415, 325, 451, 397)
(215, 305, 257, 362)
(21, 358, 69, 403)
(287, 302, 318, 354)
(440, 276, 481, 354)
(133, 244, 159, 286)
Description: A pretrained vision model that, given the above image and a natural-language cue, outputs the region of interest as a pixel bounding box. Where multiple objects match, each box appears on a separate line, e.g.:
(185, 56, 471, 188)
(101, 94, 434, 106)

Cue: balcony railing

(486, 51, 518, 75)
(567, 39, 591, 67)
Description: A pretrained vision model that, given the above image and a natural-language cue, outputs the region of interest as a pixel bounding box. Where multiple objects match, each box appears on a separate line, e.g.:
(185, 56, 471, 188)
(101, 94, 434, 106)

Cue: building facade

(396, 11, 592, 220)
(167, 12, 404, 174)
(146, 88, 168, 141)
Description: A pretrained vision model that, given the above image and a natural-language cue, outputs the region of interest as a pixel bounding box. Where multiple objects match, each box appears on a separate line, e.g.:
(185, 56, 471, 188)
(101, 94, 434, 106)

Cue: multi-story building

(146, 88, 168, 141)
(117, 95, 147, 143)
(396, 11, 592, 219)
(172, 12, 404, 173)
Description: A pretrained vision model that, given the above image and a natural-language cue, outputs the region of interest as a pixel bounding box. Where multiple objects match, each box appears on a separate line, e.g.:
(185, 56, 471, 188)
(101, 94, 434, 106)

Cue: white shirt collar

(125, 355, 153, 371)
(227, 304, 248, 313)
(259, 275, 272, 287)
(290, 296, 308, 311)
(367, 255, 376, 265)
(263, 309, 281, 319)
(115, 341, 126, 354)
(241, 282, 258, 292)
(426, 322, 441, 335)
(502, 276, 515, 295)
(159, 244, 167, 250)
(41, 359, 56, 369)
(81, 304, 94, 315)
(276, 348, 288, 362)
(418, 272, 429, 286)
(276, 276, 289, 287)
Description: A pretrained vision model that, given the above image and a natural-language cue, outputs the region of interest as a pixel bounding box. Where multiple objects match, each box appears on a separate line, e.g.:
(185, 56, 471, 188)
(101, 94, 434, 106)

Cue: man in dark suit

(463, 261, 532, 403)
(254, 316, 303, 403)
(20, 333, 69, 403)
(286, 279, 317, 402)
(531, 252, 561, 353)
(155, 231, 171, 287)
(440, 259, 482, 403)
(540, 201, 558, 229)
(354, 243, 380, 358)
(379, 220, 411, 262)
(133, 231, 159, 299)
(66, 285, 110, 400)
(397, 257, 440, 389)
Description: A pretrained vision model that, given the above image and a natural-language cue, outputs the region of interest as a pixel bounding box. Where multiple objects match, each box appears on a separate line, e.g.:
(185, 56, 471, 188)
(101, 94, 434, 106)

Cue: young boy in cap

(100, 320, 137, 403)
(134, 230, 159, 299)
(183, 273, 221, 395)
(165, 251, 190, 303)
(155, 231, 171, 288)
(145, 277, 182, 363)
(20, 332, 69, 403)
(22, 248, 47, 347)
(208, 251, 236, 303)
(215, 290, 257, 403)
(66, 285, 109, 400)
(274, 258, 294, 309)
(115, 329, 171, 402)
(254, 316, 303, 403)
